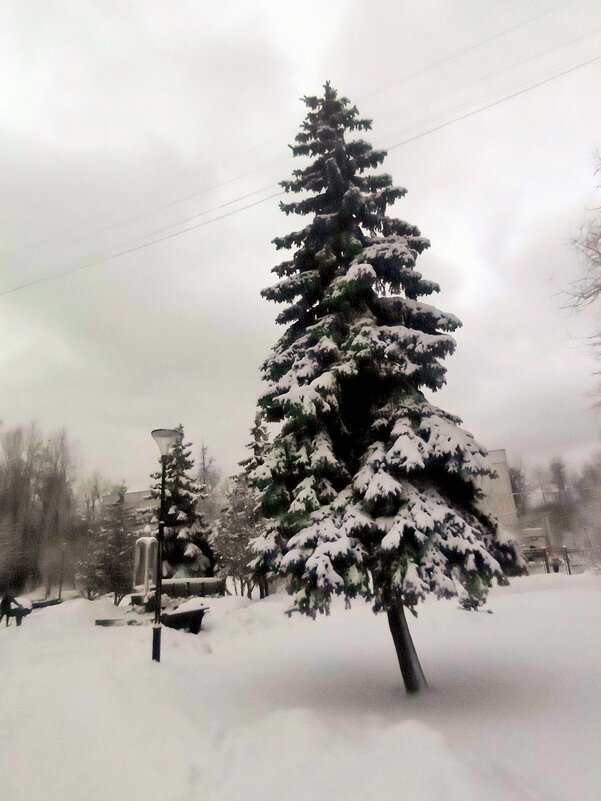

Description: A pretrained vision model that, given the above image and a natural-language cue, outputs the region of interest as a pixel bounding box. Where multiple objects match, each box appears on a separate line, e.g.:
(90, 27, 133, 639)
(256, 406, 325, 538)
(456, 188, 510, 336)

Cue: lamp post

(150, 428, 181, 663)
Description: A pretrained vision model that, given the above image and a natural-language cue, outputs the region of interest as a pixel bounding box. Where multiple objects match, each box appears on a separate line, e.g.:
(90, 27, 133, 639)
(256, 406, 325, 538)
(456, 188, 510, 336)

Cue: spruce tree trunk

(387, 604, 428, 695)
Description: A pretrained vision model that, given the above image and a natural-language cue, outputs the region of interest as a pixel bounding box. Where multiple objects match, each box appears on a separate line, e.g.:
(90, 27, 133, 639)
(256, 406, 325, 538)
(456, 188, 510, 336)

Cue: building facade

(477, 448, 519, 533)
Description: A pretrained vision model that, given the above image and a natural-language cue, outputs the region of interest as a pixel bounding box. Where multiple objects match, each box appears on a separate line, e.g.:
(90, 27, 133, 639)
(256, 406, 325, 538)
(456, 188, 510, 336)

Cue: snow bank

(1, 574, 600, 801)
(210, 712, 508, 801)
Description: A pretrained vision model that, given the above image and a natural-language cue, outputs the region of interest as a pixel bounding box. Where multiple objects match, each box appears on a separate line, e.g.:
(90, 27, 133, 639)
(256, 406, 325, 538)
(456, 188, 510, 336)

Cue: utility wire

(120, 182, 279, 240)
(12, 35, 601, 274)
(375, 23, 601, 128)
(7, 28, 601, 284)
(14, 22, 597, 277)
(2, 39, 600, 298)
(69, 181, 280, 257)
(6, 0, 578, 265)
(6, 163, 286, 266)
(386, 50, 601, 152)
(358, 0, 577, 103)
(0, 191, 284, 297)
(375, 42, 601, 153)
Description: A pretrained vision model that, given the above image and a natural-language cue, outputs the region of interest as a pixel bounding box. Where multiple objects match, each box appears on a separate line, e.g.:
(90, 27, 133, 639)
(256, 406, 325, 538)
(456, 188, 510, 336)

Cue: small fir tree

(253, 83, 524, 694)
(239, 411, 270, 477)
(214, 472, 261, 596)
(75, 530, 105, 601)
(240, 412, 274, 597)
(148, 425, 216, 577)
(76, 484, 135, 605)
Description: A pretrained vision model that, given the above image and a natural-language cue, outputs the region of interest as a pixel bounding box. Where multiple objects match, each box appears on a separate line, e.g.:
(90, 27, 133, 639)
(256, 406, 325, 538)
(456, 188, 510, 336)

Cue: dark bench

(160, 578, 226, 599)
(7, 606, 32, 626)
(131, 577, 226, 609)
(160, 606, 208, 635)
(32, 598, 62, 610)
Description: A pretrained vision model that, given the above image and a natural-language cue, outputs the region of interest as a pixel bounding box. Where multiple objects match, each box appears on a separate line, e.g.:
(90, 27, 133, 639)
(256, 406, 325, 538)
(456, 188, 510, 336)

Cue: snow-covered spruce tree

(240, 412, 274, 597)
(99, 485, 137, 605)
(239, 411, 269, 478)
(76, 484, 135, 605)
(75, 530, 106, 601)
(253, 83, 524, 694)
(148, 425, 216, 578)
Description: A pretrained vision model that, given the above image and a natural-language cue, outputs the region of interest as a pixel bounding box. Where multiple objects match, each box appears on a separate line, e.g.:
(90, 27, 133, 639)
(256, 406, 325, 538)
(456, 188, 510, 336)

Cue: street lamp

(150, 427, 181, 662)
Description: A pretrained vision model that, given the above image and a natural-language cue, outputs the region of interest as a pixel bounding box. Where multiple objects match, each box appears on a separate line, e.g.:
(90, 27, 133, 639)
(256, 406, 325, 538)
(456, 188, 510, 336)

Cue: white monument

(133, 536, 158, 602)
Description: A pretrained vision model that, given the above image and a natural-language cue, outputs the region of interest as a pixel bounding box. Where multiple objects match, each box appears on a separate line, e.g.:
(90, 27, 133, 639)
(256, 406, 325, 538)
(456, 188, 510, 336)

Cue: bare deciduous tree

(196, 442, 223, 524)
(570, 157, 601, 392)
(572, 157, 601, 306)
(0, 423, 76, 592)
(508, 462, 529, 516)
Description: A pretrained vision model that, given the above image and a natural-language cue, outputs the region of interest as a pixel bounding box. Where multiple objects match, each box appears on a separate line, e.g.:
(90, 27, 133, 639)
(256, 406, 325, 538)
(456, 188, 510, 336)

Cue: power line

(120, 182, 279, 240)
(5, 164, 286, 267)
(13, 23, 589, 279)
(375, 42, 601, 152)
(5, 0, 578, 266)
(0, 191, 284, 297)
(2, 36, 600, 298)
(385, 50, 601, 152)
(5, 181, 281, 285)
(357, 0, 577, 103)
(374, 23, 601, 129)
(68, 180, 280, 258)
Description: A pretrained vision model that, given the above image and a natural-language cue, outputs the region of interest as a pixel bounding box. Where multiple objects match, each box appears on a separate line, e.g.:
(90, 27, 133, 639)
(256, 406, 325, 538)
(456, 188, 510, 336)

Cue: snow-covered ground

(1, 573, 600, 801)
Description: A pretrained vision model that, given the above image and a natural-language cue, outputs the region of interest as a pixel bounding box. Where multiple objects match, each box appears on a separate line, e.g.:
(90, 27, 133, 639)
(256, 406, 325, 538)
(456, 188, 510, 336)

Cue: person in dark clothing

(0, 592, 20, 626)
(552, 558, 561, 573)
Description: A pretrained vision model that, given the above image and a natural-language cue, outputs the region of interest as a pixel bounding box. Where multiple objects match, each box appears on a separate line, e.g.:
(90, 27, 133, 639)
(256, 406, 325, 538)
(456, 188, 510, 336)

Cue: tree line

(0, 424, 76, 595)
(0, 420, 263, 603)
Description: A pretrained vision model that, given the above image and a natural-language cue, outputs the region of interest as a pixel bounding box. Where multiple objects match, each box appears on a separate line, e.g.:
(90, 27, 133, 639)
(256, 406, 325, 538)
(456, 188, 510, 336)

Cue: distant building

(101, 485, 228, 527)
(100, 489, 155, 525)
(477, 448, 519, 533)
(109, 457, 518, 537)
(197, 484, 229, 524)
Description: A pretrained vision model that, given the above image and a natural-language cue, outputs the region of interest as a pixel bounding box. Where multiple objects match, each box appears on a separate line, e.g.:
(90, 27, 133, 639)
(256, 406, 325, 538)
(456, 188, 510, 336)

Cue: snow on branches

(253, 83, 523, 621)
(146, 424, 216, 578)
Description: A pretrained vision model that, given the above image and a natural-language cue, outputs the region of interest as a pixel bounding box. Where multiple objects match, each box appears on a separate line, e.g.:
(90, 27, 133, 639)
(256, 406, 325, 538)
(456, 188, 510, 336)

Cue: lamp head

(151, 428, 181, 457)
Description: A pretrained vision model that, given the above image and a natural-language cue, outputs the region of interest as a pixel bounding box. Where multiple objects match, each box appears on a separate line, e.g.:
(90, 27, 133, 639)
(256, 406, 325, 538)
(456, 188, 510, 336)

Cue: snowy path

(1, 573, 599, 801)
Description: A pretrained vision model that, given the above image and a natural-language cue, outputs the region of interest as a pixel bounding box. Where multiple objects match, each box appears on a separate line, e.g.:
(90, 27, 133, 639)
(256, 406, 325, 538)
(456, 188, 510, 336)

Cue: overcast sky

(1, 0, 601, 490)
